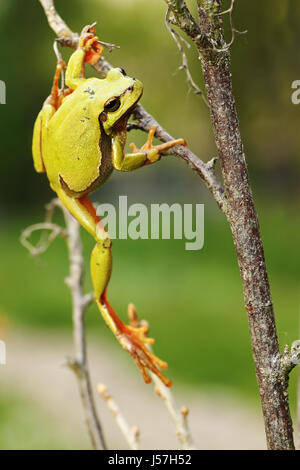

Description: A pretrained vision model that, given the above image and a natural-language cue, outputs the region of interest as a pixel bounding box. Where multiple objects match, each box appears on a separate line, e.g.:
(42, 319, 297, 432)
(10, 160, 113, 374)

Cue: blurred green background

(0, 0, 299, 449)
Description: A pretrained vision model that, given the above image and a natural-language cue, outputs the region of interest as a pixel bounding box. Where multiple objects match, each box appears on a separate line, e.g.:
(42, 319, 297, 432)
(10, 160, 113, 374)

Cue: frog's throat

(110, 100, 140, 133)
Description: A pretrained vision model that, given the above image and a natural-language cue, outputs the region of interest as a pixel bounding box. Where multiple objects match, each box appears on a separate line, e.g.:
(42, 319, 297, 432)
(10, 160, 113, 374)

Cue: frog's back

(43, 78, 112, 195)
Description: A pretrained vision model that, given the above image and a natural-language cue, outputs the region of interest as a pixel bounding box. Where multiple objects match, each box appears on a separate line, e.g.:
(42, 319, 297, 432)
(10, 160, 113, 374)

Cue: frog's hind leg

(48, 59, 67, 110)
(56, 189, 172, 387)
(32, 105, 53, 173)
(32, 60, 67, 174)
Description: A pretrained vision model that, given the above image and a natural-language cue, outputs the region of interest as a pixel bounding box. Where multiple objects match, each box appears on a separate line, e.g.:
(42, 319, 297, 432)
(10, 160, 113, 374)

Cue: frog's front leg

(56, 188, 172, 387)
(112, 126, 186, 171)
(65, 25, 103, 90)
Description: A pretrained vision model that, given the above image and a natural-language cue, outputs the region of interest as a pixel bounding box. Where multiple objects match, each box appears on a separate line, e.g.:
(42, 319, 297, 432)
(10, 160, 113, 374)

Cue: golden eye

(104, 96, 121, 112)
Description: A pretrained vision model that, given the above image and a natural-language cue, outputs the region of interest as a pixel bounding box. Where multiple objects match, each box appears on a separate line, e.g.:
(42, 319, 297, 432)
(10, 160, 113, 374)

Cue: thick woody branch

(165, 7, 209, 106)
(164, 0, 209, 49)
(166, 0, 295, 450)
(216, 0, 247, 52)
(38, 0, 226, 212)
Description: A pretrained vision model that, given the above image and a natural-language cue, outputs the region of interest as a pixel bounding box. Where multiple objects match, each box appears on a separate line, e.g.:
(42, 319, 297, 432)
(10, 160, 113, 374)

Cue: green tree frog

(32, 26, 185, 386)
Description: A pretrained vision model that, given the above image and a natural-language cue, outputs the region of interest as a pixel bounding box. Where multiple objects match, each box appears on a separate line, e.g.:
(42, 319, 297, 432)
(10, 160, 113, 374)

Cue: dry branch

(165, 7, 209, 106)
(128, 304, 196, 450)
(152, 378, 196, 450)
(97, 384, 140, 450)
(21, 199, 106, 450)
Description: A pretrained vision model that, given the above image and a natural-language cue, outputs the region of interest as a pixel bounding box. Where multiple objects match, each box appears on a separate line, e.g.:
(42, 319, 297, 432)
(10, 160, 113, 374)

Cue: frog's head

(99, 68, 143, 134)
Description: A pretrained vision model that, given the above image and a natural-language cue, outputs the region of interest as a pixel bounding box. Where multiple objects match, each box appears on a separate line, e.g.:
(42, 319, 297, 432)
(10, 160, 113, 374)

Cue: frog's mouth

(112, 105, 136, 132)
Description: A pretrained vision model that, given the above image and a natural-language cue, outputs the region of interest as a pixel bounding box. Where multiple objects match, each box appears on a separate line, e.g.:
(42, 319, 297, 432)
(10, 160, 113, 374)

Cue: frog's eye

(104, 96, 121, 112)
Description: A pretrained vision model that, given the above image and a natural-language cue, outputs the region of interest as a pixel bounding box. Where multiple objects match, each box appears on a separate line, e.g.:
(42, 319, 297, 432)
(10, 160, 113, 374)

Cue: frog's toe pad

(84, 39, 103, 64)
(117, 325, 172, 387)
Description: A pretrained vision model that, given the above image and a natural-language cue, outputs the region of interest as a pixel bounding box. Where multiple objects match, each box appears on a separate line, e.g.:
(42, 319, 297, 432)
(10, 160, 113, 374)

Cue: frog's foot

(79, 24, 104, 64)
(98, 293, 172, 386)
(117, 321, 172, 387)
(130, 125, 187, 163)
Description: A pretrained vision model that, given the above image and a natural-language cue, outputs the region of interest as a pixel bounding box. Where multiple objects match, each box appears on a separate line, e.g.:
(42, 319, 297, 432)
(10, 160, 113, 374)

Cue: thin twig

(281, 340, 300, 389)
(20, 222, 66, 256)
(152, 378, 196, 450)
(131, 103, 225, 211)
(59, 201, 107, 450)
(21, 198, 106, 450)
(39, 0, 75, 40)
(97, 384, 140, 450)
(97, 39, 120, 52)
(165, 7, 209, 107)
(213, 0, 247, 52)
(128, 304, 196, 450)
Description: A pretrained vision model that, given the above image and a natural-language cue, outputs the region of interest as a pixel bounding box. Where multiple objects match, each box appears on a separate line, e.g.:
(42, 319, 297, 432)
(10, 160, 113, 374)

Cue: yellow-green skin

(32, 47, 161, 250)
(33, 51, 147, 195)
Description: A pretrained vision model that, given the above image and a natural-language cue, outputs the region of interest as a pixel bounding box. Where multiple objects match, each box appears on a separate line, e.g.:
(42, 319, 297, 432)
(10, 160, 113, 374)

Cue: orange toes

(125, 303, 172, 386)
(84, 40, 104, 64)
(118, 324, 172, 387)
